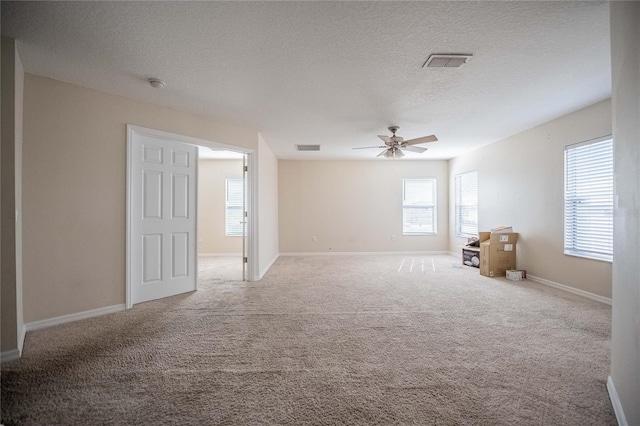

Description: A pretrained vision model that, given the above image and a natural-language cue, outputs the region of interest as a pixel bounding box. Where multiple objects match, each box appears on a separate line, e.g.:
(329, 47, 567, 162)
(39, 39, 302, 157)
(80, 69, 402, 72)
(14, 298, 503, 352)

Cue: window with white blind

(225, 178, 244, 237)
(455, 171, 478, 237)
(564, 137, 613, 262)
(402, 178, 437, 235)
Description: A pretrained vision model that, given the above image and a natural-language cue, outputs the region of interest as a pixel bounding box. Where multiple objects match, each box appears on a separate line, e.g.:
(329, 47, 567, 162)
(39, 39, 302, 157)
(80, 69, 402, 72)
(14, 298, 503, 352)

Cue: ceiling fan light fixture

(356, 126, 436, 159)
(383, 148, 404, 159)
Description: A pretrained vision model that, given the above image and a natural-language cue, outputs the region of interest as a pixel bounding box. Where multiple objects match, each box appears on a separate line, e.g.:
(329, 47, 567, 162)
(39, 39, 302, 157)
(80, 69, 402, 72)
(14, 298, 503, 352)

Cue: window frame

(402, 177, 437, 236)
(454, 170, 479, 238)
(225, 177, 244, 237)
(563, 136, 613, 262)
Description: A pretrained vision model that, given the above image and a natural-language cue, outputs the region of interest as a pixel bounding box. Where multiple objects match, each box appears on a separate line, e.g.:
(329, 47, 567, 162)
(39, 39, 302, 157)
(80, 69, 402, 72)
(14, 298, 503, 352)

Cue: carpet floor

(1, 255, 616, 425)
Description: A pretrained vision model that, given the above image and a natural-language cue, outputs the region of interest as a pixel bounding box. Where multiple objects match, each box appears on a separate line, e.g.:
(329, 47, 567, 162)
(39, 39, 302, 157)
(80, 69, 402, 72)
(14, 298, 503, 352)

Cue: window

(455, 171, 478, 237)
(564, 137, 613, 261)
(402, 178, 437, 235)
(225, 178, 244, 236)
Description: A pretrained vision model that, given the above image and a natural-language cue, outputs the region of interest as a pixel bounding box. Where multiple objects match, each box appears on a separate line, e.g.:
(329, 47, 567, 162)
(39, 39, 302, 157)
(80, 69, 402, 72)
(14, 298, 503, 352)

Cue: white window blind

(225, 178, 244, 237)
(402, 178, 437, 235)
(564, 137, 613, 261)
(455, 171, 478, 237)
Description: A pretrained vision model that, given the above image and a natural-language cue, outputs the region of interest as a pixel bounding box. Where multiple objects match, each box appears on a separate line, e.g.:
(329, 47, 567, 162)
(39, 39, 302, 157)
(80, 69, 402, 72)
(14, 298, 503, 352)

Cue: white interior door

(129, 131, 198, 305)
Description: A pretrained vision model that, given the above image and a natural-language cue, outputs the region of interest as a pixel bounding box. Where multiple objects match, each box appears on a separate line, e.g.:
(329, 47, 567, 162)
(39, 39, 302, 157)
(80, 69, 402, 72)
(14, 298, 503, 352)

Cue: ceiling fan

(353, 126, 438, 159)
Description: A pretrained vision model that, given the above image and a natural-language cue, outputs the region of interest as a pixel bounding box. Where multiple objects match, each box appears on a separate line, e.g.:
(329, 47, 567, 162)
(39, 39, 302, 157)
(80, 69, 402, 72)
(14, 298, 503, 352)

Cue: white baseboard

(257, 253, 280, 280)
(25, 304, 127, 332)
(527, 275, 611, 305)
(0, 325, 27, 364)
(607, 376, 629, 426)
(0, 348, 21, 364)
(18, 324, 26, 354)
(198, 253, 242, 257)
(279, 251, 452, 256)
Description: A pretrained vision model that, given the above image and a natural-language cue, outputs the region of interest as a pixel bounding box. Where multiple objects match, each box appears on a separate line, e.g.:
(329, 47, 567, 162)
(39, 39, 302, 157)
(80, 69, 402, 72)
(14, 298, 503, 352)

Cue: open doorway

(197, 147, 246, 282)
(126, 125, 256, 309)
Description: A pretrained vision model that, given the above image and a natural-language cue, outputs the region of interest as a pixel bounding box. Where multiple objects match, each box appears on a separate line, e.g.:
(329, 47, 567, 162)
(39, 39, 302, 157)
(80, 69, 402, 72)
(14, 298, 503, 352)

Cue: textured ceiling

(1, 1, 611, 160)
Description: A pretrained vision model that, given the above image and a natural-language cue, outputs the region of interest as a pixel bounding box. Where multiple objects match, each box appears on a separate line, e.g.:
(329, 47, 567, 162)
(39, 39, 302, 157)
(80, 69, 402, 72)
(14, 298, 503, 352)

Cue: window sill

(456, 233, 477, 238)
(564, 250, 612, 263)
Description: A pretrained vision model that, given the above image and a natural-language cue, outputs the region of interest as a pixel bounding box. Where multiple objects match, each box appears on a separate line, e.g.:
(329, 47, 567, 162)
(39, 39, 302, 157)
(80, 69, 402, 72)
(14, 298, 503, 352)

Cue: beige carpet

(197, 255, 244, 281)
(1, 255, 615, 425)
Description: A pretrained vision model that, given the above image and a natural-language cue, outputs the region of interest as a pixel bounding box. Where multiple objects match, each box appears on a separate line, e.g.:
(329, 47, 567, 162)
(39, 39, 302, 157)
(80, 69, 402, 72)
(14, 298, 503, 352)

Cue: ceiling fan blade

(377, 149, 388, 157)
(353, 145, 387, 150)
(404, 135, 438, 145)
(403, 145, 428, 153)
(377, 135, 392, 144)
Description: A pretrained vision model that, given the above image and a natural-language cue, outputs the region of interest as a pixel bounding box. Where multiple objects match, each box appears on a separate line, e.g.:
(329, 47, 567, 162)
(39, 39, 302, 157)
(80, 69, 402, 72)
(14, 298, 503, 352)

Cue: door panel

(171, 232, 189, 278)
(171, 174, 189, 218)
(131, 132, 197, 305)
(143, 171, 163, 219)
(143, 234, 162, 283)
(172, 149, 190, 167)
(143, 145, 163, 163)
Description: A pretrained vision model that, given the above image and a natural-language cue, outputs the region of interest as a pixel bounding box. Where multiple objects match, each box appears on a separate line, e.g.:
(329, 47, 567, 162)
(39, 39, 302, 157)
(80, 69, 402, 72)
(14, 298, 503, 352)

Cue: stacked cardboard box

(462, 247, 481, 268)
(478, 231, 519, 277)
(506, 270, 526, 281)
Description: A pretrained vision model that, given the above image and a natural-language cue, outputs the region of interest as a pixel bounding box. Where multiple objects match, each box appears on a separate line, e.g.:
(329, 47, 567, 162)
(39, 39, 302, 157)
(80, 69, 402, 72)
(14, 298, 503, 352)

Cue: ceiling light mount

(148, 78, 166, 89)
(423, 54, 473, 68)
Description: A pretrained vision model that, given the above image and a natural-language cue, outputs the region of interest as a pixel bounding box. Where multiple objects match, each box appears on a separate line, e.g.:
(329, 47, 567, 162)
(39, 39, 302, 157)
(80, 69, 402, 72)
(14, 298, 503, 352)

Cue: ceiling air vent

(423, 54, 472, 68)
(296, 144, 321, 152)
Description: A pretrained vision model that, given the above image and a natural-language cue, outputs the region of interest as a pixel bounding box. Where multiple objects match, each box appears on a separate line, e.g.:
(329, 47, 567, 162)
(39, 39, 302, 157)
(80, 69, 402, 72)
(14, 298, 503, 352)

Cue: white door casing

(128, 130, 198, 305)
(242, 154, 248, 281)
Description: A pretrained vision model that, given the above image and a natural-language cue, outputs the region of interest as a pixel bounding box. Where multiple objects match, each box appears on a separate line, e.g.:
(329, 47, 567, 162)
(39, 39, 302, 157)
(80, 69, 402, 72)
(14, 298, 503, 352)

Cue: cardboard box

(462, 247, 481, 268)
(506, 270, 526, 281)
(491, 225, 513, 234)
(479, 232, 518, 277)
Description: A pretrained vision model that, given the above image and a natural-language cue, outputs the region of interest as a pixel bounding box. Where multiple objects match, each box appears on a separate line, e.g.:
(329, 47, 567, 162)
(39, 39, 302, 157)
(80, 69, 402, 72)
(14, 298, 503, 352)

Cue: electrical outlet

(391, 235, 396, 241)
(312, 236, 317, 242)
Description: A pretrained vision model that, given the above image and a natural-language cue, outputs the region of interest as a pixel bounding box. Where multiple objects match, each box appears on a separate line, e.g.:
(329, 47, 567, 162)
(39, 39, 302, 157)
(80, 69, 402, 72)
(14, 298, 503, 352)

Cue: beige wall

(279, 160, 449, 253)
(257, 134, 279, 276)
(22, 74, 259, 322)
(1, 37, 24, 355)
(197, 159, 243, 254)
(448, 99, 612, 298)
(610, 2, 640, 424)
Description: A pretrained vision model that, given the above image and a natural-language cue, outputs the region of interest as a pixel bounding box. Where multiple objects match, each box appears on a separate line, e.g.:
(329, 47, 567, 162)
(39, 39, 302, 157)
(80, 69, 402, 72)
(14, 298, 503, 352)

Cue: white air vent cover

(296, 145, 321, 151)
(423, 54, 472, 68)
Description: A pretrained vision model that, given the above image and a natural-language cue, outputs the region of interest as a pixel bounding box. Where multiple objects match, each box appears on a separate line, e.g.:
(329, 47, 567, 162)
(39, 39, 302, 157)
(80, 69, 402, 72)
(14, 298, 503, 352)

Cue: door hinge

(244, 166, 248, 172)
(244, 211, 248, 217)
(243, 257, 248, 263)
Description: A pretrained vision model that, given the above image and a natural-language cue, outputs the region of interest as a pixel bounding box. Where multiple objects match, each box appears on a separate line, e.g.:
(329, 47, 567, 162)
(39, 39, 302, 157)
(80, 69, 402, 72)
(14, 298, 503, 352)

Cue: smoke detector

(148, 78, 166, 89)
(423, 54, 472, 68)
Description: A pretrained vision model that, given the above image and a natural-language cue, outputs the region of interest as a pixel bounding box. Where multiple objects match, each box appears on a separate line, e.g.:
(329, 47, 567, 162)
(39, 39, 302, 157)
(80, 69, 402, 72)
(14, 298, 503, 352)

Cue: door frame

(126, 125, 258, 309)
